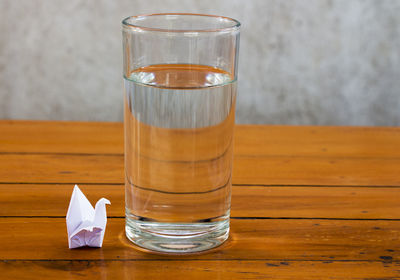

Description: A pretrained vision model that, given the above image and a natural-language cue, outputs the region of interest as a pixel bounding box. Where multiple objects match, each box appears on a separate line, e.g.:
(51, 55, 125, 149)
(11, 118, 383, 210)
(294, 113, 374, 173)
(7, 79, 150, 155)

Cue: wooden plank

(0, 260, 398, 280)
(0, 154, 123, 184)
(233, 156, 400, 186)
(1, 154, 400, 186)
(0, 120, 123, 154)
(2, 121, 400, 159)
(234, 125, 400, 158)
(1, 184, 400, 219)
(232, 186, 400, 219)
(0, 218, 398, 261)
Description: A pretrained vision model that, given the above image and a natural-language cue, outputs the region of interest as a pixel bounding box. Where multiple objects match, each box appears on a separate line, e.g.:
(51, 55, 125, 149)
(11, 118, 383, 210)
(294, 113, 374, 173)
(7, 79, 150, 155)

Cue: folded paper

(66, 185, 111, 249)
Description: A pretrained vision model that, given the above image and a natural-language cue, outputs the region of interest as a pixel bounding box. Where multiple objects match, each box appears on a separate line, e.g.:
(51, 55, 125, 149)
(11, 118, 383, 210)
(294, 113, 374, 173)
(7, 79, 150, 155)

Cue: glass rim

(122, 13, 241, 33)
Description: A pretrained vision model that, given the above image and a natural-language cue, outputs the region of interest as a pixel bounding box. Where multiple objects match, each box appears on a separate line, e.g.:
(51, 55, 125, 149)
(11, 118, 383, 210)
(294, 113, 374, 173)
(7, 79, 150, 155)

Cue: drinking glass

(122, 13, 240, 253)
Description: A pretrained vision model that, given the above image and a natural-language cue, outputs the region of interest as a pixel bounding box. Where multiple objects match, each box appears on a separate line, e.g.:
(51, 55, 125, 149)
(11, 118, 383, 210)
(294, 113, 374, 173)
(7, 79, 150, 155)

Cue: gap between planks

(0, 216, 400, 221)
(1, 182, 400, 188)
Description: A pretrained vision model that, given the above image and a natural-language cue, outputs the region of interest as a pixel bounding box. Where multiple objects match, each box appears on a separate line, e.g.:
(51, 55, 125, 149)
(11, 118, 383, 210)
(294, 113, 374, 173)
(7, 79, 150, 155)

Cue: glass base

(125, 217, 230, 254)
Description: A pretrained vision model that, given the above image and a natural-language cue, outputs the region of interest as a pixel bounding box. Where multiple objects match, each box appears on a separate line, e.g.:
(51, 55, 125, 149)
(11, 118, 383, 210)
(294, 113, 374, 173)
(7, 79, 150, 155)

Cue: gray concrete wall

(0, 0, 399, 126)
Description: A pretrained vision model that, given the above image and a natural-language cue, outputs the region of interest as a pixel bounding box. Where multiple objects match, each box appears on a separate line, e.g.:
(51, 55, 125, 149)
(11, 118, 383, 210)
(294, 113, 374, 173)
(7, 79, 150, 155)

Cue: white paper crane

(66, 185, 111, 249)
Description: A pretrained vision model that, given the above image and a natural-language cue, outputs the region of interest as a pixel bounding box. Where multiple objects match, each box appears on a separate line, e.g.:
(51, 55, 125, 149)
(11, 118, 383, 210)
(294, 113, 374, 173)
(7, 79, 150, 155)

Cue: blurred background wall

(0, 0, 399, 126)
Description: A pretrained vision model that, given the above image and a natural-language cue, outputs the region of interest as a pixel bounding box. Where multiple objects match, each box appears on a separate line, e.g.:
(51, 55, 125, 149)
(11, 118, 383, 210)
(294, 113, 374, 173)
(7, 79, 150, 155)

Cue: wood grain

(0, 218, 398, 261)
(1, 153, 400, 186)
(1, 260, 399, 280)
(1, 184, 400, 219)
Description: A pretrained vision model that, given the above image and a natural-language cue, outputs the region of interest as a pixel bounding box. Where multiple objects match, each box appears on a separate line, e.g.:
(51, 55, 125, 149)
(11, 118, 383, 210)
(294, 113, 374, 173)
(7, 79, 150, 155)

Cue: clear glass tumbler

(122, 13, 240, 253)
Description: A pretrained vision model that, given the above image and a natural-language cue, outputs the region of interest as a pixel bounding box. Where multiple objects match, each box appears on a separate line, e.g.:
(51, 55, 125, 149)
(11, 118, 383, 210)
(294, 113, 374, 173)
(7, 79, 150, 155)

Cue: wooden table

(0, 120, 399, 279)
